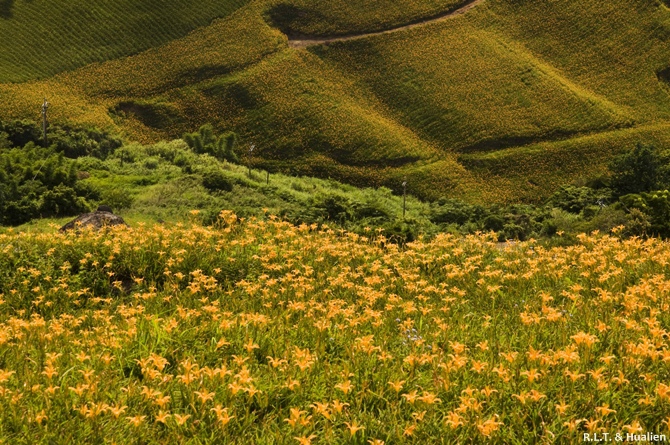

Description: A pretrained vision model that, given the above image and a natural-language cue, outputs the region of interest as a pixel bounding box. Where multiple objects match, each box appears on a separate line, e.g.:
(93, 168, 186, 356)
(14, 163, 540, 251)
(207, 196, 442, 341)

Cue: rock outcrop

(60, 206, 128, 232)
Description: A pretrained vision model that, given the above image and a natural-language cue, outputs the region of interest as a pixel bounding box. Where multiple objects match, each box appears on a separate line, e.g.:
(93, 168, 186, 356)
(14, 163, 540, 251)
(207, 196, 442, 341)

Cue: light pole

(41, 98, 49, 147)
(402, 179, 407, 220)
(248, 144, 255, 178)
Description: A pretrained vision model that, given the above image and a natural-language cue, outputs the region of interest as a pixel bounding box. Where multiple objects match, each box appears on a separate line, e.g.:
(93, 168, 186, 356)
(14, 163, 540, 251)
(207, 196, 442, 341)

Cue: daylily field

(0, 213, 669, 443)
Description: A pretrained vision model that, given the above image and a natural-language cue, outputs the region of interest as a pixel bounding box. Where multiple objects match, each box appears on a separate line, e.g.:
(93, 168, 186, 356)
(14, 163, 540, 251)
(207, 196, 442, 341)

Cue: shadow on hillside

(457, 121, 636, 154)
(658, 67, 670, 89)
(110, 101, 182, 130)
(0, 0, 14, 19)
(265, 4, 328, 39)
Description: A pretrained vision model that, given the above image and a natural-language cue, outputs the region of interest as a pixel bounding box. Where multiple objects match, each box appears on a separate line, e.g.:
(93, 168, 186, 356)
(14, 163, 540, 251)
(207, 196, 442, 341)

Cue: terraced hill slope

(1, 0, 669, 203)
(0, 0, 250, 82)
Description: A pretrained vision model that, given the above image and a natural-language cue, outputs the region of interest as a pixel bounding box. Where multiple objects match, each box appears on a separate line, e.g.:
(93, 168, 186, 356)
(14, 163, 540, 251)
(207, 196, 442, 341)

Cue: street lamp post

(41, 98, 49, 147)
(248, 144, 255, 178)
(402, 179, 407, 220)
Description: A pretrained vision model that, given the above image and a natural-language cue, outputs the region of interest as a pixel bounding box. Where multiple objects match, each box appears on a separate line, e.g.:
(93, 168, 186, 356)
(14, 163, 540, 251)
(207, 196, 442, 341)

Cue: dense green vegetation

(5, 121, 668, 246)
(70, 135, 670, 242)
(0, 145, 88, 225)
(183, 124, 239, 164)
(0, 120, 123, 225)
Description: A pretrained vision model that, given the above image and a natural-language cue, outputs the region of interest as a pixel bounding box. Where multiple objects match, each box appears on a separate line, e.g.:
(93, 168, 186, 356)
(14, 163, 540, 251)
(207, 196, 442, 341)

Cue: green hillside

(0, 0, 669, 203)
(314, 26, 632, 153)
(0, 0, 249, 82)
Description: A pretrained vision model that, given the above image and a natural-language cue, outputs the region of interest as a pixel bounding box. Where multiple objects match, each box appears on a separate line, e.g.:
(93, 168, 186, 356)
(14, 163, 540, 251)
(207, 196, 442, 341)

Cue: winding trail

(289, 0, 485, 48)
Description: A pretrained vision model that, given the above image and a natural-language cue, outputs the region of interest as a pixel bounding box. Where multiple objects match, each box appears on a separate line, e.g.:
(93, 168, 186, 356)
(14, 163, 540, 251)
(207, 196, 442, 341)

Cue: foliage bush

(619, 190, 670, 237)
(4, 125, 669, 248)
(0, 119, 41, 147)
(48, 125, 122, 159)
(99, 188, 134, 211)
(548, 185, 611, 214)
(430, 199, 485, 225)
(38, 183, 89, 217)
(0, 119, 122, 159)
(0, 144, 91, 225)
(310, 192, 353, 223)
(202, 169, 235, 192)
(624, 208, 651, 237)
(183, 125, 239, 164)
(609, 143, 670, 197)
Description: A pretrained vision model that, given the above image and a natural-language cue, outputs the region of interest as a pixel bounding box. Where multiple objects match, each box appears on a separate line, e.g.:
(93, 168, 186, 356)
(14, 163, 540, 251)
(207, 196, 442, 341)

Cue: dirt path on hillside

(289, 0, 485, 48)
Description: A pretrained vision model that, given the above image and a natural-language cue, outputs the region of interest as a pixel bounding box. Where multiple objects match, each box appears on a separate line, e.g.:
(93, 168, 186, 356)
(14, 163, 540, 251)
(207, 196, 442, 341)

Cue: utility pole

(266, 170, 270, 185)
(248, 144, 255, 178)
(402, 179, 407, 220)
(41, 98, 49, 147)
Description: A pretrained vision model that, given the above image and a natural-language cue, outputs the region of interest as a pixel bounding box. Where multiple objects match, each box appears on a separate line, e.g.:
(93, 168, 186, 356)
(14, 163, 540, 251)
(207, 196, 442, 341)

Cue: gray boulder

(60, 206, 128, 232)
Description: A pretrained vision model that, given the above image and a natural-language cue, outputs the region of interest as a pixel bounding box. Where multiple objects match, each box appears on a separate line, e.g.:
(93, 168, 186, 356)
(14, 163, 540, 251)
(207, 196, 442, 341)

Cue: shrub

(0, 145, 94, 225)
(145, 140, 189, 163)
(620, 190, 670, 236)
(581, 205, 601, 219)
(202, 169, 234, 192)
(624, 208, 651, 237)
(0, 119, 122, 158)
(0, 119, 40, 147)
(501, 223, 526, 241)
(430, 198, 480, 225)
(609, 143, 670, 197)
(2, 199, 39, 225)
(352, 197, 390, 219)
(310, 193, 353, 223)
(39, 184, 89, 217)
(548, 185, 611, 214)
(113, 146, 140, 164)
(143, 157, 160, 170)
(0, 132, 10, 148)
(49, 125, 122, 159)
(100, 188, 134, 211)
(76, 156, 109, 172)
(577, 206, 629, 235)
(376, 219, 419, 244)
(483, 214, 505, 232)
(183, 125, 239, 163)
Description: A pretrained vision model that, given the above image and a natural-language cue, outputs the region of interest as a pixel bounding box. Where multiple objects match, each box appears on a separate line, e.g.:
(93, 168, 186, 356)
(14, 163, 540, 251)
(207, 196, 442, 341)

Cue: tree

(619, 190, 670, 237)
(216, 132, 239, 163)
(183, 125, 239, 163)
(548, 185, 611, 214)
(609, 143, 670, 196)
